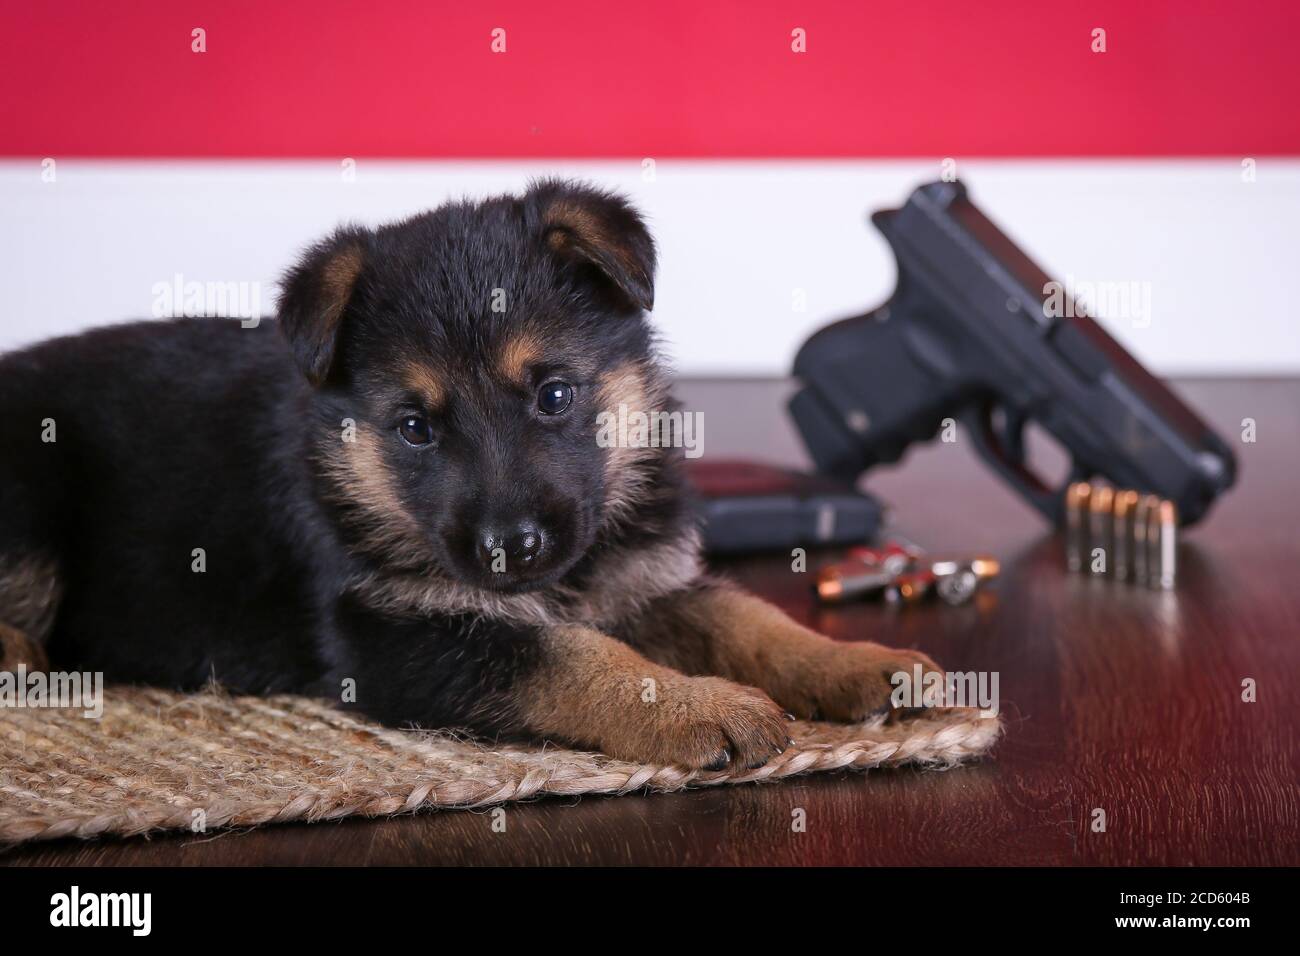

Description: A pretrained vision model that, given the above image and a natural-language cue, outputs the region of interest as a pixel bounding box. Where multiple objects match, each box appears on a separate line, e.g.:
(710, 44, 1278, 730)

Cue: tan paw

(773, 643, 943, 723)
(609, 675, 791, 771)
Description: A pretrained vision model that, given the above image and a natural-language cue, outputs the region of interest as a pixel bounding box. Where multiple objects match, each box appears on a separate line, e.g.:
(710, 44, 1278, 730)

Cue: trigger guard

(960, 403, 1065, 523)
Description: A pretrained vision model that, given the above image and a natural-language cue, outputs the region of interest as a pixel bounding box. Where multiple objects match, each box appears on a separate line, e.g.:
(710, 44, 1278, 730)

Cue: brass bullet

(885, 569, 934, 605)
(1150, 499, 1178, 589)
(1065, 482, 1092, 572)
(929, 555, 1000, 580)
(846, 541, 918, 577)
(815, 562, 894, 604)
(1089, 485, 1115, 575)
(1133, 494, 1161, 585)
(1113, 490, 1139, 581)
(1060, 483, 1177, 590)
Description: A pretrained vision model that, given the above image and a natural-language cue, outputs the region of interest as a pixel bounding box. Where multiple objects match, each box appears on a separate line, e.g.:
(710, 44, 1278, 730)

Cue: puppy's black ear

(527, 180, 656, 312)
(277, 227, 369, 386)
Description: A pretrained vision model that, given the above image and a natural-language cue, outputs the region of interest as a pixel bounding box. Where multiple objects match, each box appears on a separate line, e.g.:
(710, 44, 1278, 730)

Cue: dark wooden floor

(4, 379, 1297, 865)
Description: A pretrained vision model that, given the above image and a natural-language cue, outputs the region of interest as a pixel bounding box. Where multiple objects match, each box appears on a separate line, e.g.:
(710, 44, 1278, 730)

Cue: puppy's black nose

(477, 523, 544, 570)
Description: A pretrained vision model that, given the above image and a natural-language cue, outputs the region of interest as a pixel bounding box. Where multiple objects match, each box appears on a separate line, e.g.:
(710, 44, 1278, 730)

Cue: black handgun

(789, 180, 1236, 527)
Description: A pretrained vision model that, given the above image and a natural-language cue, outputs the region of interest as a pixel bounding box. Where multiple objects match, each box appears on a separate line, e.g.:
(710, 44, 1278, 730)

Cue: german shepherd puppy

(0, 181, 938, 770)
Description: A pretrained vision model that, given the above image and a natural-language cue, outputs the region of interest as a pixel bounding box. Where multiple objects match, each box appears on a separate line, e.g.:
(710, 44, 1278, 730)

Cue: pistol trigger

(997, 406, 1028, 464)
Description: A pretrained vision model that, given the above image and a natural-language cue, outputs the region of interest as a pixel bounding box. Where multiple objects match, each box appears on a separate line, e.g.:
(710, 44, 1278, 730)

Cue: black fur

(0, 180, 692, 736)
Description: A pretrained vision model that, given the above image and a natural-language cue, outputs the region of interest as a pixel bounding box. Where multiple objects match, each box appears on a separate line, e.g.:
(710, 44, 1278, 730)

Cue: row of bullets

(814, 540, 999, 606)
(1065, 482, 1177, 588)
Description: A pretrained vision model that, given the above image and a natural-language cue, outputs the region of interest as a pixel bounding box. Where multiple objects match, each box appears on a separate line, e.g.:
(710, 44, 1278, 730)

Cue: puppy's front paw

(611, 676, 791, 771)
(776, 643, 943, 723)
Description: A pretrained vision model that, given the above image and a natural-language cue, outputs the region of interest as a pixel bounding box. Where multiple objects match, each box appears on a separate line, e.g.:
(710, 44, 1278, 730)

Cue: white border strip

(3, 159, 1297, 374)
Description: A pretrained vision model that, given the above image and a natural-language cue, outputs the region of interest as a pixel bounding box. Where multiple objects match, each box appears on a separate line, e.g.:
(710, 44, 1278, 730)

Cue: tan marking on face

(317, 423, 431, 568)
(596, 360, 651, 410)
(594, 360, 666, 523)
(402, 360, 446, 411)
(498, 332, 544, 386)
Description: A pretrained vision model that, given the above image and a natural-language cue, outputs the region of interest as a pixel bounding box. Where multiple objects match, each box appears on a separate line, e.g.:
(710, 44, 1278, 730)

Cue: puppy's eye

(398, 416, 434, 447)
(537, 381, 574, 415)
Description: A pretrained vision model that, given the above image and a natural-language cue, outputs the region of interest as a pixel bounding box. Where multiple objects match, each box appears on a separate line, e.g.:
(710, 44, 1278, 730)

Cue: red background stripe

(2, 0, 1297, 158)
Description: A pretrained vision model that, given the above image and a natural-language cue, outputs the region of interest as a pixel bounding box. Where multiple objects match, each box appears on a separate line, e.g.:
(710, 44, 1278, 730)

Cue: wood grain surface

(4, 378, 1296, 866)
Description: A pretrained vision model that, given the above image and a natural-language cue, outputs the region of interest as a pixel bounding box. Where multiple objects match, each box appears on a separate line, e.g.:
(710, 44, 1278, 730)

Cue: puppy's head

(278, 180, 665, 592)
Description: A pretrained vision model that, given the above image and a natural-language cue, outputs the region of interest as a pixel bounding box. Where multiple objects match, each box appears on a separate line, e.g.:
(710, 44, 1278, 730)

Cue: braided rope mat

(0, 686, 1000, 845)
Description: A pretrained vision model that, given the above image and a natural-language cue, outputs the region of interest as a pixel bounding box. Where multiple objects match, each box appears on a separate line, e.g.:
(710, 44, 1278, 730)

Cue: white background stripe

(3, 160, 1297, 375)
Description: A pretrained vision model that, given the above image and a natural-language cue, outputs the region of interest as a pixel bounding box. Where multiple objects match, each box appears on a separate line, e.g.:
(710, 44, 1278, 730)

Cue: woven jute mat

(0, 686, 1000, 845)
